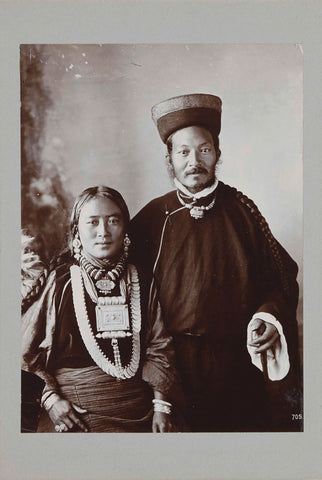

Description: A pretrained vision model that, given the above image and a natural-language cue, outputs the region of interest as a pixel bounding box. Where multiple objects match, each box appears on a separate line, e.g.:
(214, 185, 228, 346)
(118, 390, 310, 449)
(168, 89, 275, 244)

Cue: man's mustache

(185, 166, 208, 176)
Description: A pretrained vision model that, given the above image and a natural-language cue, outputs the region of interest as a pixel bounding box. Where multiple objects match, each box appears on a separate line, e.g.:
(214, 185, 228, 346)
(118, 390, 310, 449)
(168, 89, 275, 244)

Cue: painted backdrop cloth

(130, 181, 301, 431)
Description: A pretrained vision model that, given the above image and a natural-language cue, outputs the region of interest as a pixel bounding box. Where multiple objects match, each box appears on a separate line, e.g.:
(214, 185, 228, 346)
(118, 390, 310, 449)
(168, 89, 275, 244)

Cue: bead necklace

(176, 191, 216, 219)
(70, 264, 141, 380)
(79, 254, 127, 294)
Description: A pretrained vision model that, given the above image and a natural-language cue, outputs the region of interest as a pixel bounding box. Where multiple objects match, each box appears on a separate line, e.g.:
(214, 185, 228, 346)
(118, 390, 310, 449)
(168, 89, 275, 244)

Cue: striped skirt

(37, 366, 154, 433)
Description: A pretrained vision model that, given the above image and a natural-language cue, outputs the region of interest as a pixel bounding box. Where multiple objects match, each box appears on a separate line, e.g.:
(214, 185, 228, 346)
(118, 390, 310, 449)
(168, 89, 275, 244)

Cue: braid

(231, 187, 290, 296)
(21, 266, 48, 313)
(21, 233, 48, 312)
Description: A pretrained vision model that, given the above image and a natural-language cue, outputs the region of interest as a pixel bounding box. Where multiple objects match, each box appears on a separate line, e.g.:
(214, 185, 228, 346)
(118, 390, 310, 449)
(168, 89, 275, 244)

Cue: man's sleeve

(254, 232, 301, 375)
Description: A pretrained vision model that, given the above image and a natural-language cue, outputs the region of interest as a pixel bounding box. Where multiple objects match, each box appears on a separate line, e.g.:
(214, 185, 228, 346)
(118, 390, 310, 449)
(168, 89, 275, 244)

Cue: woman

(22, 186, 178, 433)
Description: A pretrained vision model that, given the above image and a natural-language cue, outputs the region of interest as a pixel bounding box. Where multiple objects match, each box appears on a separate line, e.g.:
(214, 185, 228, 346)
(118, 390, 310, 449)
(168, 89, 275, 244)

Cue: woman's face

(77, 196, 126, 260)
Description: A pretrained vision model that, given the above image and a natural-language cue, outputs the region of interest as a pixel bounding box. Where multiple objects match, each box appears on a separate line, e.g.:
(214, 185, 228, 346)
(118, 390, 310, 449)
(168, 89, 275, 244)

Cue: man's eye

(201, 147, 211, 153)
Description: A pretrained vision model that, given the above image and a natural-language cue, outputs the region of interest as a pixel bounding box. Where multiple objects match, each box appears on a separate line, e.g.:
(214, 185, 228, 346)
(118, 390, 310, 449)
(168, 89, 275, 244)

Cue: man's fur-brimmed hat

(151, 93, 222, 143)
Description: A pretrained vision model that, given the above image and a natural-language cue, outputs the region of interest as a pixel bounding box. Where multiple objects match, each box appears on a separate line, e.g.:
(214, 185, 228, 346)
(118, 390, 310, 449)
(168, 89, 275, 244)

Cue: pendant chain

(176, 191, 216, 219)
(79, 254, 127, 294)
(79, 254, 127, 281)
(70, 264, 141, 380)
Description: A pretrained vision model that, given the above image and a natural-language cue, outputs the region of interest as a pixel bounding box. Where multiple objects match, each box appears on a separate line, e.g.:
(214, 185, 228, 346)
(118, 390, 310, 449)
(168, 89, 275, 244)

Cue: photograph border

(1, 2, 321, 479)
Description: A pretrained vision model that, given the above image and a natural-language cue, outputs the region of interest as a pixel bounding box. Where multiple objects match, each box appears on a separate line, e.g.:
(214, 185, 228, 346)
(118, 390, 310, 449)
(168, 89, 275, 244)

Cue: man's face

(169, 126, 218, 194)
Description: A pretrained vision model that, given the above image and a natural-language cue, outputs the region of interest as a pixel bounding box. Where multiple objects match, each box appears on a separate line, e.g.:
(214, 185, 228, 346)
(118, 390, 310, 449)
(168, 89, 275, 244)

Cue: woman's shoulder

(52, 253, 77, 295)
(50, 249, 74, 270)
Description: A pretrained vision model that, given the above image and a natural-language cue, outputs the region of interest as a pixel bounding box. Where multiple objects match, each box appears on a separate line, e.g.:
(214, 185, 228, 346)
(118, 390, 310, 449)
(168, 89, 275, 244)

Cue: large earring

(72, 233, 82, 261)
(123, 233, 131, 258)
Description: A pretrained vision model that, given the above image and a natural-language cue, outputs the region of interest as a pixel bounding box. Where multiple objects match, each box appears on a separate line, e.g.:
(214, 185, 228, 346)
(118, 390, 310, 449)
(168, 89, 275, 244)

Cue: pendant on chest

(95, 302, 131, 339)
(95, 278, 116, 294)
(189, 206, 206, 219)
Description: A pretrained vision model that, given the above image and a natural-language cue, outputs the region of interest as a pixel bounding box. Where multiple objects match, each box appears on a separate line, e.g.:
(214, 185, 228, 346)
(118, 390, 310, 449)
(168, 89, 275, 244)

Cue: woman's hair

(70, 185, 130, 240)
(21, 230, 48, 312)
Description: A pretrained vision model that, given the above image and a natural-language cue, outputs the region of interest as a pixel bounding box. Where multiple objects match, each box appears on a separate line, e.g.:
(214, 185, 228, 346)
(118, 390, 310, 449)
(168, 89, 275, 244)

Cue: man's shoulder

(132, 190, 177, 219)
(132, 182, 262, 221)
(143, 190, 177, 208)
(218, 182, 260, 210)
(136, 183, 257, 209)
(218, 181, 242, 198)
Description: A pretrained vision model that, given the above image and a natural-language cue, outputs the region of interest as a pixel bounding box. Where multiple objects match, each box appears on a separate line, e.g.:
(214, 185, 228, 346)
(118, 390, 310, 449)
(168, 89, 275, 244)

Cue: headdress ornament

(151, 93, 222, 143)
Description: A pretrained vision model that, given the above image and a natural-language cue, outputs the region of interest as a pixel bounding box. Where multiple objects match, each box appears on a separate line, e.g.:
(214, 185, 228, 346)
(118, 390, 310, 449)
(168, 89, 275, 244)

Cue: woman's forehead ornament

(151, 93, 222, 143)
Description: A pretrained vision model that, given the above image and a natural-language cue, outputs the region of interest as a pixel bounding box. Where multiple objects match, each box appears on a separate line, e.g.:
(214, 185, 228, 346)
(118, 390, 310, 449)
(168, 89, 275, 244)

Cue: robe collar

(174, 177, 219, 201)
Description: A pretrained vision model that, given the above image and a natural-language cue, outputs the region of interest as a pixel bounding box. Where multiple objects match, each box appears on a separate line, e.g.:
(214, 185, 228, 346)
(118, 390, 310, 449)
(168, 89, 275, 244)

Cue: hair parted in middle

(70, 185, 130, 242)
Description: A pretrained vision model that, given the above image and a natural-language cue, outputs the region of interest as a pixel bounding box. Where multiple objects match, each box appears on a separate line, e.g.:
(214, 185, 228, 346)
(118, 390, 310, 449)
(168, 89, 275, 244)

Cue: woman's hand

(48, 397, 88, 432)
(152, 411, 173, 433)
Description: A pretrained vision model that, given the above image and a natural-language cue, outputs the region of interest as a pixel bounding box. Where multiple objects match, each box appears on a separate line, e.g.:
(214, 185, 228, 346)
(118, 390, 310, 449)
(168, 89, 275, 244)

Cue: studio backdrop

(20, 42, 302, 341)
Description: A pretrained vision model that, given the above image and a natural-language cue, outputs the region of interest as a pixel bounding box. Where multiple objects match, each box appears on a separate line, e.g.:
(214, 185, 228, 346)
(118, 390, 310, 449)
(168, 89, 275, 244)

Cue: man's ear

(215, 148, 222, 167)
(165, 153, 173, 167)
(165, 154, 175, 179)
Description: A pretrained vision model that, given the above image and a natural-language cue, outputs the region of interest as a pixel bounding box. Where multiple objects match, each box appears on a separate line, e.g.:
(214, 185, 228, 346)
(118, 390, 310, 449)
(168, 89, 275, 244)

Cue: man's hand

(48, 397, 88, 432)
(152, 411, 173, 433)
(247, 318, 279, 355)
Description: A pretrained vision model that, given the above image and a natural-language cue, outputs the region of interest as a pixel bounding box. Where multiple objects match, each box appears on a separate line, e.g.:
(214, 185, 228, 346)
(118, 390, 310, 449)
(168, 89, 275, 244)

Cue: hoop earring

(72, 233, 82, 261)
(123, 233, 131, 258)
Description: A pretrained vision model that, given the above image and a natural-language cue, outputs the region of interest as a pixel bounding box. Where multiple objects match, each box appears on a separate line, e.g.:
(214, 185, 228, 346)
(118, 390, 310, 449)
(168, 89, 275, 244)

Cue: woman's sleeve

(21, 270, 59, 393)
(141, 280, 177, 396)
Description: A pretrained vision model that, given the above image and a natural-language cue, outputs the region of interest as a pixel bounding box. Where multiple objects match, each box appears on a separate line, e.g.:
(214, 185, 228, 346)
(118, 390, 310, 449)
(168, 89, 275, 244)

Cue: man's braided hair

(232, 187, 290, 296)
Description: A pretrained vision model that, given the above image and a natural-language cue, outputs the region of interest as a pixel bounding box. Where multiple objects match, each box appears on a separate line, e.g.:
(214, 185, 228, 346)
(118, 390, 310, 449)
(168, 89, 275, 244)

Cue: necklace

(70, 264, 141, 380)
(79, 254, 127, 294)
(176, 191, 216, 219)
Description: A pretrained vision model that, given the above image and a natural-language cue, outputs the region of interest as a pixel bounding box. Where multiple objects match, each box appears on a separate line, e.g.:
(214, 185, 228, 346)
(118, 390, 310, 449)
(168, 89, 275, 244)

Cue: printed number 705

(292, 414, 303, 420)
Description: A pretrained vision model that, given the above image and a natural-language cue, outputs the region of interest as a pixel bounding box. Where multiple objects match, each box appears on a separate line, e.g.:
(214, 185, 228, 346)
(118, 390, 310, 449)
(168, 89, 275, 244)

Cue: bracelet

(43, 393, 61, 412)
(152, 399, 172, 408)
(153, 403, 171, 415)
(41, 390, 56, 408)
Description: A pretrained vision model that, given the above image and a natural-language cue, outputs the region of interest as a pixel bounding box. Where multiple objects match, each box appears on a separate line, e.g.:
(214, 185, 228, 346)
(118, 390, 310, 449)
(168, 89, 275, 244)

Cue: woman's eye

(87, 220, 98, 225)
(201, 147, 211, 153)
(109, 217, 119, 225)
(178, 150, 189, 155)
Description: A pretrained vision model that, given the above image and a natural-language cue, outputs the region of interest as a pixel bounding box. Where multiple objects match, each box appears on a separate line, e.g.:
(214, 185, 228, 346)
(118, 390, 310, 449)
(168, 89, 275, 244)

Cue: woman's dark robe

(21, 260, 181, 432)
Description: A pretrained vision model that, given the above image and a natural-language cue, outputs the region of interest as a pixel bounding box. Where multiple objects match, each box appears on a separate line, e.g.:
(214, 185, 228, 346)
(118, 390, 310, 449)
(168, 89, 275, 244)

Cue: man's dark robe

(130, 181, 302, 432)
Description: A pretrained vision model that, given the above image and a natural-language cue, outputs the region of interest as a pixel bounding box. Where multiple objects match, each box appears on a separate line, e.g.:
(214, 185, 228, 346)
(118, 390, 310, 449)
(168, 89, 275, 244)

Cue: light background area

(1, 2, 321, 480)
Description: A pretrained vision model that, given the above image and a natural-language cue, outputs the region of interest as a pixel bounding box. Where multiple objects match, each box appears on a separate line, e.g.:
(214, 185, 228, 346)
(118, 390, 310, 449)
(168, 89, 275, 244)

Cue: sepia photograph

(20, 44, 303, 434)
(1, 2, 321, 480)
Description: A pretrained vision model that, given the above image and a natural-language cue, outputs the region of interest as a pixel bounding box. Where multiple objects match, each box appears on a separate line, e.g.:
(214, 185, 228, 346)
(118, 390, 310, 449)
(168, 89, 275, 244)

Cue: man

(130, 93, 301, 432)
